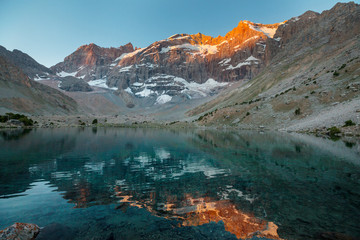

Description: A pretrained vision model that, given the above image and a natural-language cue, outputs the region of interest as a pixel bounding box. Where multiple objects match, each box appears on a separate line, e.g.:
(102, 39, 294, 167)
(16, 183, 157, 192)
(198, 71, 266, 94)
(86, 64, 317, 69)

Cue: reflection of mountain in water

(0, 128, 359, 240)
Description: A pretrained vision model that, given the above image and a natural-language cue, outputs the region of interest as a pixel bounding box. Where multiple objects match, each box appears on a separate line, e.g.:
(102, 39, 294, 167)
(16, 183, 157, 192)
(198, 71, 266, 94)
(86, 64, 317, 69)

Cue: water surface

(0, 128, 359, 239)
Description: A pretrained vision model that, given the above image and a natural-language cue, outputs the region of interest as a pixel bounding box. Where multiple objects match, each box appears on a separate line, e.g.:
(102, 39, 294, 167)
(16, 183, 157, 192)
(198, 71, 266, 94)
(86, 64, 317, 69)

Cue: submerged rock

(0, 222, 40, 240)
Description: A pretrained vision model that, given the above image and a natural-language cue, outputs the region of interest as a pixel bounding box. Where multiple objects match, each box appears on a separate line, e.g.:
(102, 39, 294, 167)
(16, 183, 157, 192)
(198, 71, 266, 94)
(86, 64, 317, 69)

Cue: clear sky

(0, 0, 356, 67)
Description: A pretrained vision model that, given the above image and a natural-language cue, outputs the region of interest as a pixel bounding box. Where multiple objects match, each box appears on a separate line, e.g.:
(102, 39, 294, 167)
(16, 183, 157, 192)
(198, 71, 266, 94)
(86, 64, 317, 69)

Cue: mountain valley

(0, 2, 359, 133)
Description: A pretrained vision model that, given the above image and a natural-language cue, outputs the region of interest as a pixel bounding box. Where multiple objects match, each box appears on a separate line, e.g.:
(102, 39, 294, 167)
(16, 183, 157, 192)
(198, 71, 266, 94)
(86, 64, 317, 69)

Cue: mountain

(0, 56, 77, 115)
(0, 46, 53, 80)
(51, 43, 134, 81)
(51, 21, 285, 102)
(189, 2, 360, 131)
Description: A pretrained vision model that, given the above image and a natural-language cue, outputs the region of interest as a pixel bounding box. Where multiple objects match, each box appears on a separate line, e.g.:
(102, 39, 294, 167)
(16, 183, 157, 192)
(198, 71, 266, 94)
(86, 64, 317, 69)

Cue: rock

(232, 118, 240, 124)
(6, 119, 24, 127)
(0, 223, 40, 240)
(58, 76, 92, 92)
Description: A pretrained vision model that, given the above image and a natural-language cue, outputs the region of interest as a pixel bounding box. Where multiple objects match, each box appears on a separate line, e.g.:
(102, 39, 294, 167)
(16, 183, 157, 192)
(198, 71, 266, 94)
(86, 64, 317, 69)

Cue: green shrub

(328, 126, 341, 137)
(18, 117, 33, 126)
(92, 119, 98, 124)
(344, 120, 355, 127)
(246, 112, 250, 116)
(339, 64, 346, 70)
(295, 108, 301, 115)
(0, 113, 33, 126)
(333, 71, 340, 77)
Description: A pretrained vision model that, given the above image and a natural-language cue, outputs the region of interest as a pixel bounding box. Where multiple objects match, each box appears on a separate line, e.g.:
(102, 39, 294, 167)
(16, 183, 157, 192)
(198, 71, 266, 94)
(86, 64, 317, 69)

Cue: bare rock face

(51, 43, 134, 81)
(0, 223, 40, 240)
(266, 2, 360, 64)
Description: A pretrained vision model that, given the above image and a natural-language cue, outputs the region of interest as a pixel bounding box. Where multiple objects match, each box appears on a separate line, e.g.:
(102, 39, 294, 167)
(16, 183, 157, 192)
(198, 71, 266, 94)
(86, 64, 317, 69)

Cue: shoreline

(1, 120, 359, 141)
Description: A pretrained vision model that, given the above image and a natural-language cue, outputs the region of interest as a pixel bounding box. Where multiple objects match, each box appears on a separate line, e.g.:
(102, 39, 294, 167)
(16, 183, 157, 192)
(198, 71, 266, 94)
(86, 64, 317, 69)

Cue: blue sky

(0, 0, 355, 67)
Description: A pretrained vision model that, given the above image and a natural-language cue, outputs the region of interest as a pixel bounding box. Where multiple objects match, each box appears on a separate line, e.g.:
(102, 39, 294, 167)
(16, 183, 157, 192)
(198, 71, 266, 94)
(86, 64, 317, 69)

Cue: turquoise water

(0, 128, 359, 240)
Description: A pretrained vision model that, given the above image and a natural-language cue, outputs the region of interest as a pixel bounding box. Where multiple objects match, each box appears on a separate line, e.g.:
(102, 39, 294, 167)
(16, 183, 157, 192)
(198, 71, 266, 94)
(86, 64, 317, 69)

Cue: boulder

(0, 223, 40, 240)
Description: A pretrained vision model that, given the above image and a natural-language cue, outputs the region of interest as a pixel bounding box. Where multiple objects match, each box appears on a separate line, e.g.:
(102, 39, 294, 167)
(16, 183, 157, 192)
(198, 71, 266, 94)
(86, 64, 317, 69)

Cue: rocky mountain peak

(51, 42, 134, 81)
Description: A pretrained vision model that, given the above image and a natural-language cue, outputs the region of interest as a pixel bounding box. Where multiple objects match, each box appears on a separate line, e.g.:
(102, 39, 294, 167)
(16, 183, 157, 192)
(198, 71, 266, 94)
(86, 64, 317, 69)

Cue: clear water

(0, 128, 359, 240)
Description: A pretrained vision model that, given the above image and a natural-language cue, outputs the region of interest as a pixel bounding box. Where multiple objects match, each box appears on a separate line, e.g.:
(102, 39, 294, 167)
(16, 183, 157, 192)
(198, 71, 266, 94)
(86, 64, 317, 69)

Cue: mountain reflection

(0, 128, 359, 240)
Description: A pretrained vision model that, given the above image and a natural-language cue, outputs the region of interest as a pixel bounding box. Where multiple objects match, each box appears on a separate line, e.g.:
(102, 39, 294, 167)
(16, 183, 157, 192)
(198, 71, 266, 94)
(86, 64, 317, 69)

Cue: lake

(0, 128, 359, 240)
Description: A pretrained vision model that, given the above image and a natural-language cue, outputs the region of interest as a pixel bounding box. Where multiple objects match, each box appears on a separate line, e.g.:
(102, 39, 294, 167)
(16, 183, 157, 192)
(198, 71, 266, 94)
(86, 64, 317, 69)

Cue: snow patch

(242, 36, 259, 44)
(218, 58, 231, 66)
(114, 53, 128, 62)
(160, 43, 218, 56)
(119, 65, 133, 72)
(224, 55, 260, 70)
(135, 88, 154, 97)
(246, 22, 285, 38)
(132, 82, 143, 87)
(88, 79, 118, 90)
(246, 56, 259, 61)
(176, 78, 228, 97)
(57, 71, 77, 77)
(155, 94, 172, 104)
(121, 48, 145, 60)
(225, 62, 251, 70)
(124, 87, 133, 94)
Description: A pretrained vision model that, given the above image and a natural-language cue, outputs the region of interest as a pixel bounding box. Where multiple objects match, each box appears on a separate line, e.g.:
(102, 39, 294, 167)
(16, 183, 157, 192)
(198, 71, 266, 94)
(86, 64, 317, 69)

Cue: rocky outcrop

(0, 223, 40, 240)
(58, 76, 92, 92)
